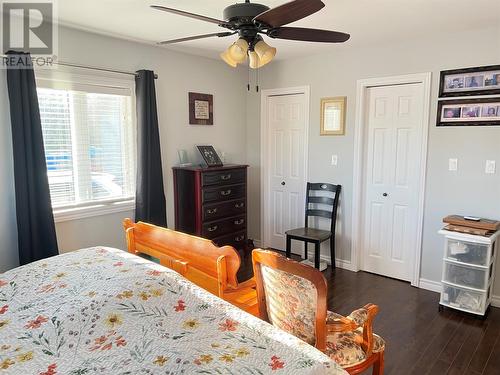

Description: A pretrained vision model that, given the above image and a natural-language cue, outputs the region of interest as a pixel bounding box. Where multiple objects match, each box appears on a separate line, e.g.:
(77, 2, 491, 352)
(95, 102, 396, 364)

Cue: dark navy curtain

(6, 51, 58, 265)
(135, 70, 167, 227)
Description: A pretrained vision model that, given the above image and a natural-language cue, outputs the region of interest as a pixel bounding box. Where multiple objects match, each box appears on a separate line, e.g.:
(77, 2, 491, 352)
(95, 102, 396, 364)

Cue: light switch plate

(331, 155, 338, 166)
(485, 160, 496, 174)
(448, 158, 458, 171)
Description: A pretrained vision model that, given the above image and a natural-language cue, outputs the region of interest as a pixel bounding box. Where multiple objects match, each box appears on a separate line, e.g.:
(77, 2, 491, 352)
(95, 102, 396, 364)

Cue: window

(36, 68, 136, 219)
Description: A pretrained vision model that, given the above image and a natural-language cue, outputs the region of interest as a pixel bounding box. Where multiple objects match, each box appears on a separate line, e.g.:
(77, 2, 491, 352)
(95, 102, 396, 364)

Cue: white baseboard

(319, 254, 358, 272)
(418, 278, 442, 293)
(337, 260, 358, 272)
(491, 295, 500, 308)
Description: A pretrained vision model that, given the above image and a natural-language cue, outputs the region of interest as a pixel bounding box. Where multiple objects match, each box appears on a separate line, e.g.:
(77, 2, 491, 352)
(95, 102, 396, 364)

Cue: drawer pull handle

(221, 174, 232, 181)
(207, 225, 218, 232)
(220, 189, 232, 196)
(235, 203, 245, 209)
(235, 236, 245, 242)
(234, 219, 245, 225)
(207, 208, 218, 214)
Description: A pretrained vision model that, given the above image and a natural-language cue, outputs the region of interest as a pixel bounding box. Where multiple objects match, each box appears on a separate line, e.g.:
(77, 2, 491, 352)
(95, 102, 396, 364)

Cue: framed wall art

(189, 92, 214, 125)
(197, 145, 223, 167)
(437, 97, 500, 127)
(320, 96, 346, 135)
(439, 65, 500, 97)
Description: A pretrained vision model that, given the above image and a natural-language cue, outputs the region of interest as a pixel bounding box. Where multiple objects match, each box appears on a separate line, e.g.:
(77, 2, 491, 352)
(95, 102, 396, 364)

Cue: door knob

(281, 181, 286, 186)
(383, 193, 388, 197)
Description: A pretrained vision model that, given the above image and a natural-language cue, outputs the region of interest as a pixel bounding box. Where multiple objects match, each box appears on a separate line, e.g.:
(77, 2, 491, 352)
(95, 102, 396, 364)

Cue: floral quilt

(0, 247, 346, 374)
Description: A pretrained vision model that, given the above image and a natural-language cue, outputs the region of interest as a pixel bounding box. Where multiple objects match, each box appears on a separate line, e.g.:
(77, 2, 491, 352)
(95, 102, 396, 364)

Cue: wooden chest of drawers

(173, 165, 249, 252)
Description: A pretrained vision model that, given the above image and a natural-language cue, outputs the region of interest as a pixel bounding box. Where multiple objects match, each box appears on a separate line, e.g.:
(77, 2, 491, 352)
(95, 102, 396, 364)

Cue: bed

(0, 247, 347, 374)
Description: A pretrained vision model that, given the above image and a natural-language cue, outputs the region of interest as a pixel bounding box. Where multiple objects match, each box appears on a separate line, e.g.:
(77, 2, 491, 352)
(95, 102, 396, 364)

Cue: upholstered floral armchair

(252, 249, 385, 375)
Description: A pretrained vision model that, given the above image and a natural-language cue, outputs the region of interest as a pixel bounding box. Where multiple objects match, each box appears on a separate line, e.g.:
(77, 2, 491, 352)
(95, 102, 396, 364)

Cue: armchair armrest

(326, 304, 379, 356)
(326, 311, 358, 333)
(361, 303, 378, 356)
(347, 307, 370, 326)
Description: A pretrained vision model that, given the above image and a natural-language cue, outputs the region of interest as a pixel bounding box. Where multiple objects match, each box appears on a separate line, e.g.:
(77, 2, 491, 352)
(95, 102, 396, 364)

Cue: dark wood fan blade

(158, 32, 234, 45)
(151, 5, 228, 26)
(269, 27, 350, 43)
(254, 0, 325, 28)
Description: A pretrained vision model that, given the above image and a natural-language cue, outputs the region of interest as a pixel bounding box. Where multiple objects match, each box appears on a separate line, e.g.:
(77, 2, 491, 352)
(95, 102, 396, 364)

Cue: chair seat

(286, 227, 332, 241)
(325, 311, 385, 368)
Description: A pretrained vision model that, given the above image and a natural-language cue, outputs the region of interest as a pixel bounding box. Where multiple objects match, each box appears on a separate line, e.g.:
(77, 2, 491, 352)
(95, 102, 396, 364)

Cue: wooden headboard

(123, 219, 242, 295)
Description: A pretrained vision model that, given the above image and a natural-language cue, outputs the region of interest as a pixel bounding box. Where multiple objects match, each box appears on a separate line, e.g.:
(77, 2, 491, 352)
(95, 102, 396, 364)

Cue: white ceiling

(58, 0, 500, 61)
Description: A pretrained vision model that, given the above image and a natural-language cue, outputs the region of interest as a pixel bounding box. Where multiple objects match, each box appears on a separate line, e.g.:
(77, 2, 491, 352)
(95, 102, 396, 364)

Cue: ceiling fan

(152, 0, 350, 69)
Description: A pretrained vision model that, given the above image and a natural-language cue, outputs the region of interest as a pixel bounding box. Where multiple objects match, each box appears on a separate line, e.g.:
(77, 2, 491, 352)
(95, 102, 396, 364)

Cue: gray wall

(246, 25, 500, 290)
(0, 26, 248, 265)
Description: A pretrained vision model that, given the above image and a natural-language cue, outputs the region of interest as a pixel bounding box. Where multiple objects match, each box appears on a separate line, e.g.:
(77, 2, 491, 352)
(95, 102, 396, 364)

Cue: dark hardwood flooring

(238, 251, 500, 375)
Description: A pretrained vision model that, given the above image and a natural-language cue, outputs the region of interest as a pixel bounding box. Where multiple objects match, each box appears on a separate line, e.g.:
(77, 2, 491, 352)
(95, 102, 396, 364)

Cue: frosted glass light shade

(220, 49, 238, 67)
(254, 40, 276, 67)
(248, 50, 262, 69)
(228, 38, 249, 63)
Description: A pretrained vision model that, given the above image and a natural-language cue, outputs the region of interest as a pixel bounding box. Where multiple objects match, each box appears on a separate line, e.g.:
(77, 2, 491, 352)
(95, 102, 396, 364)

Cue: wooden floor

(238, 252, 500, 375)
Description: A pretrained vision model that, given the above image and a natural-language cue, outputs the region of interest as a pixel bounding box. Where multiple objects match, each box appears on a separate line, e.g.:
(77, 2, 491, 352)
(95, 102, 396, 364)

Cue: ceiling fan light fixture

(153, 0, 351, 73)
(220, 49, 238, 67)
(228, 38, 249, 63)
(254, 40, 276, 67)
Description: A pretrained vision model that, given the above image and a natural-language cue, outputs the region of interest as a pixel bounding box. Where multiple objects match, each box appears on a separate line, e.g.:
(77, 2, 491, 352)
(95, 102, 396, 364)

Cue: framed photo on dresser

(197, 145, 223, 167)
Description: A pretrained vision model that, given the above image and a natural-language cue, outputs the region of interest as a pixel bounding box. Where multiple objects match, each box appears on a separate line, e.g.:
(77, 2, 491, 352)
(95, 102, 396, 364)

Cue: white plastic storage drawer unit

(442, 261, 490, 290)
(441, 283, 488, 315)
(438, 229, 499, 316)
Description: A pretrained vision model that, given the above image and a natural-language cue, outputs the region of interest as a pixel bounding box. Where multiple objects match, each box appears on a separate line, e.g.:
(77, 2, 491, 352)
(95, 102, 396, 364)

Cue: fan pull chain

(247, 60, 250, 91)
(256, 67, 260, 92)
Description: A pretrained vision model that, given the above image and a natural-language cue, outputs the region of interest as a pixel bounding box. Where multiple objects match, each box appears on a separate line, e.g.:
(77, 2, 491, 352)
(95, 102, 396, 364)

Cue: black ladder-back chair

(285, 183, 341, 270)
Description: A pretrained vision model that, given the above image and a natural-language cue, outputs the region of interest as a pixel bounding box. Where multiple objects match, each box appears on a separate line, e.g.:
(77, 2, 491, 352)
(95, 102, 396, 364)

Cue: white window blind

(36, 71, 136, 211)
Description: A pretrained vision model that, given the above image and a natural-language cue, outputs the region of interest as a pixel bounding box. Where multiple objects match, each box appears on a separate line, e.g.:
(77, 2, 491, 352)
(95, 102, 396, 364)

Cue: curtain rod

(1, 54, 158, 79)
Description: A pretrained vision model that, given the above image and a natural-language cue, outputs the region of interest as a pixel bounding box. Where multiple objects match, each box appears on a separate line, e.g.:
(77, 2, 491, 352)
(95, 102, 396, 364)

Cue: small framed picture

(437, 98, 500, 127)
(320, 97, 346, 135)
(197, 145, 223, 167)
(189, 92, 213, 125)
(439, 65, 500, 97)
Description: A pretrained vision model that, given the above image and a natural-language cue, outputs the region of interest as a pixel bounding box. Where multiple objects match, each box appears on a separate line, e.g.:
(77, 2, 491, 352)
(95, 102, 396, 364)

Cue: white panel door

(362, 83, 425, 281)
(265, 93, 307, 251)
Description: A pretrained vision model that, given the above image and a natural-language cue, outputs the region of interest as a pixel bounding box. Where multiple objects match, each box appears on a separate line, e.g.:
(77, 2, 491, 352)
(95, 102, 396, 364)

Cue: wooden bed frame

(123, 219, 258, 316)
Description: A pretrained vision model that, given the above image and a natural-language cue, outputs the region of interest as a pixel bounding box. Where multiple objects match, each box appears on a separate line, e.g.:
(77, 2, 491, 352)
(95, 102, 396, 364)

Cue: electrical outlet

(331, 155, 338, 166)
(485, 160, 496, 174)
(448, 158, 458, 171)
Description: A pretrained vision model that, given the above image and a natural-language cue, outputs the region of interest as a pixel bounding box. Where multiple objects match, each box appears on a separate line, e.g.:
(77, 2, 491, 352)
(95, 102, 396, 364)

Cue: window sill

(53, 200, 135, 223)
